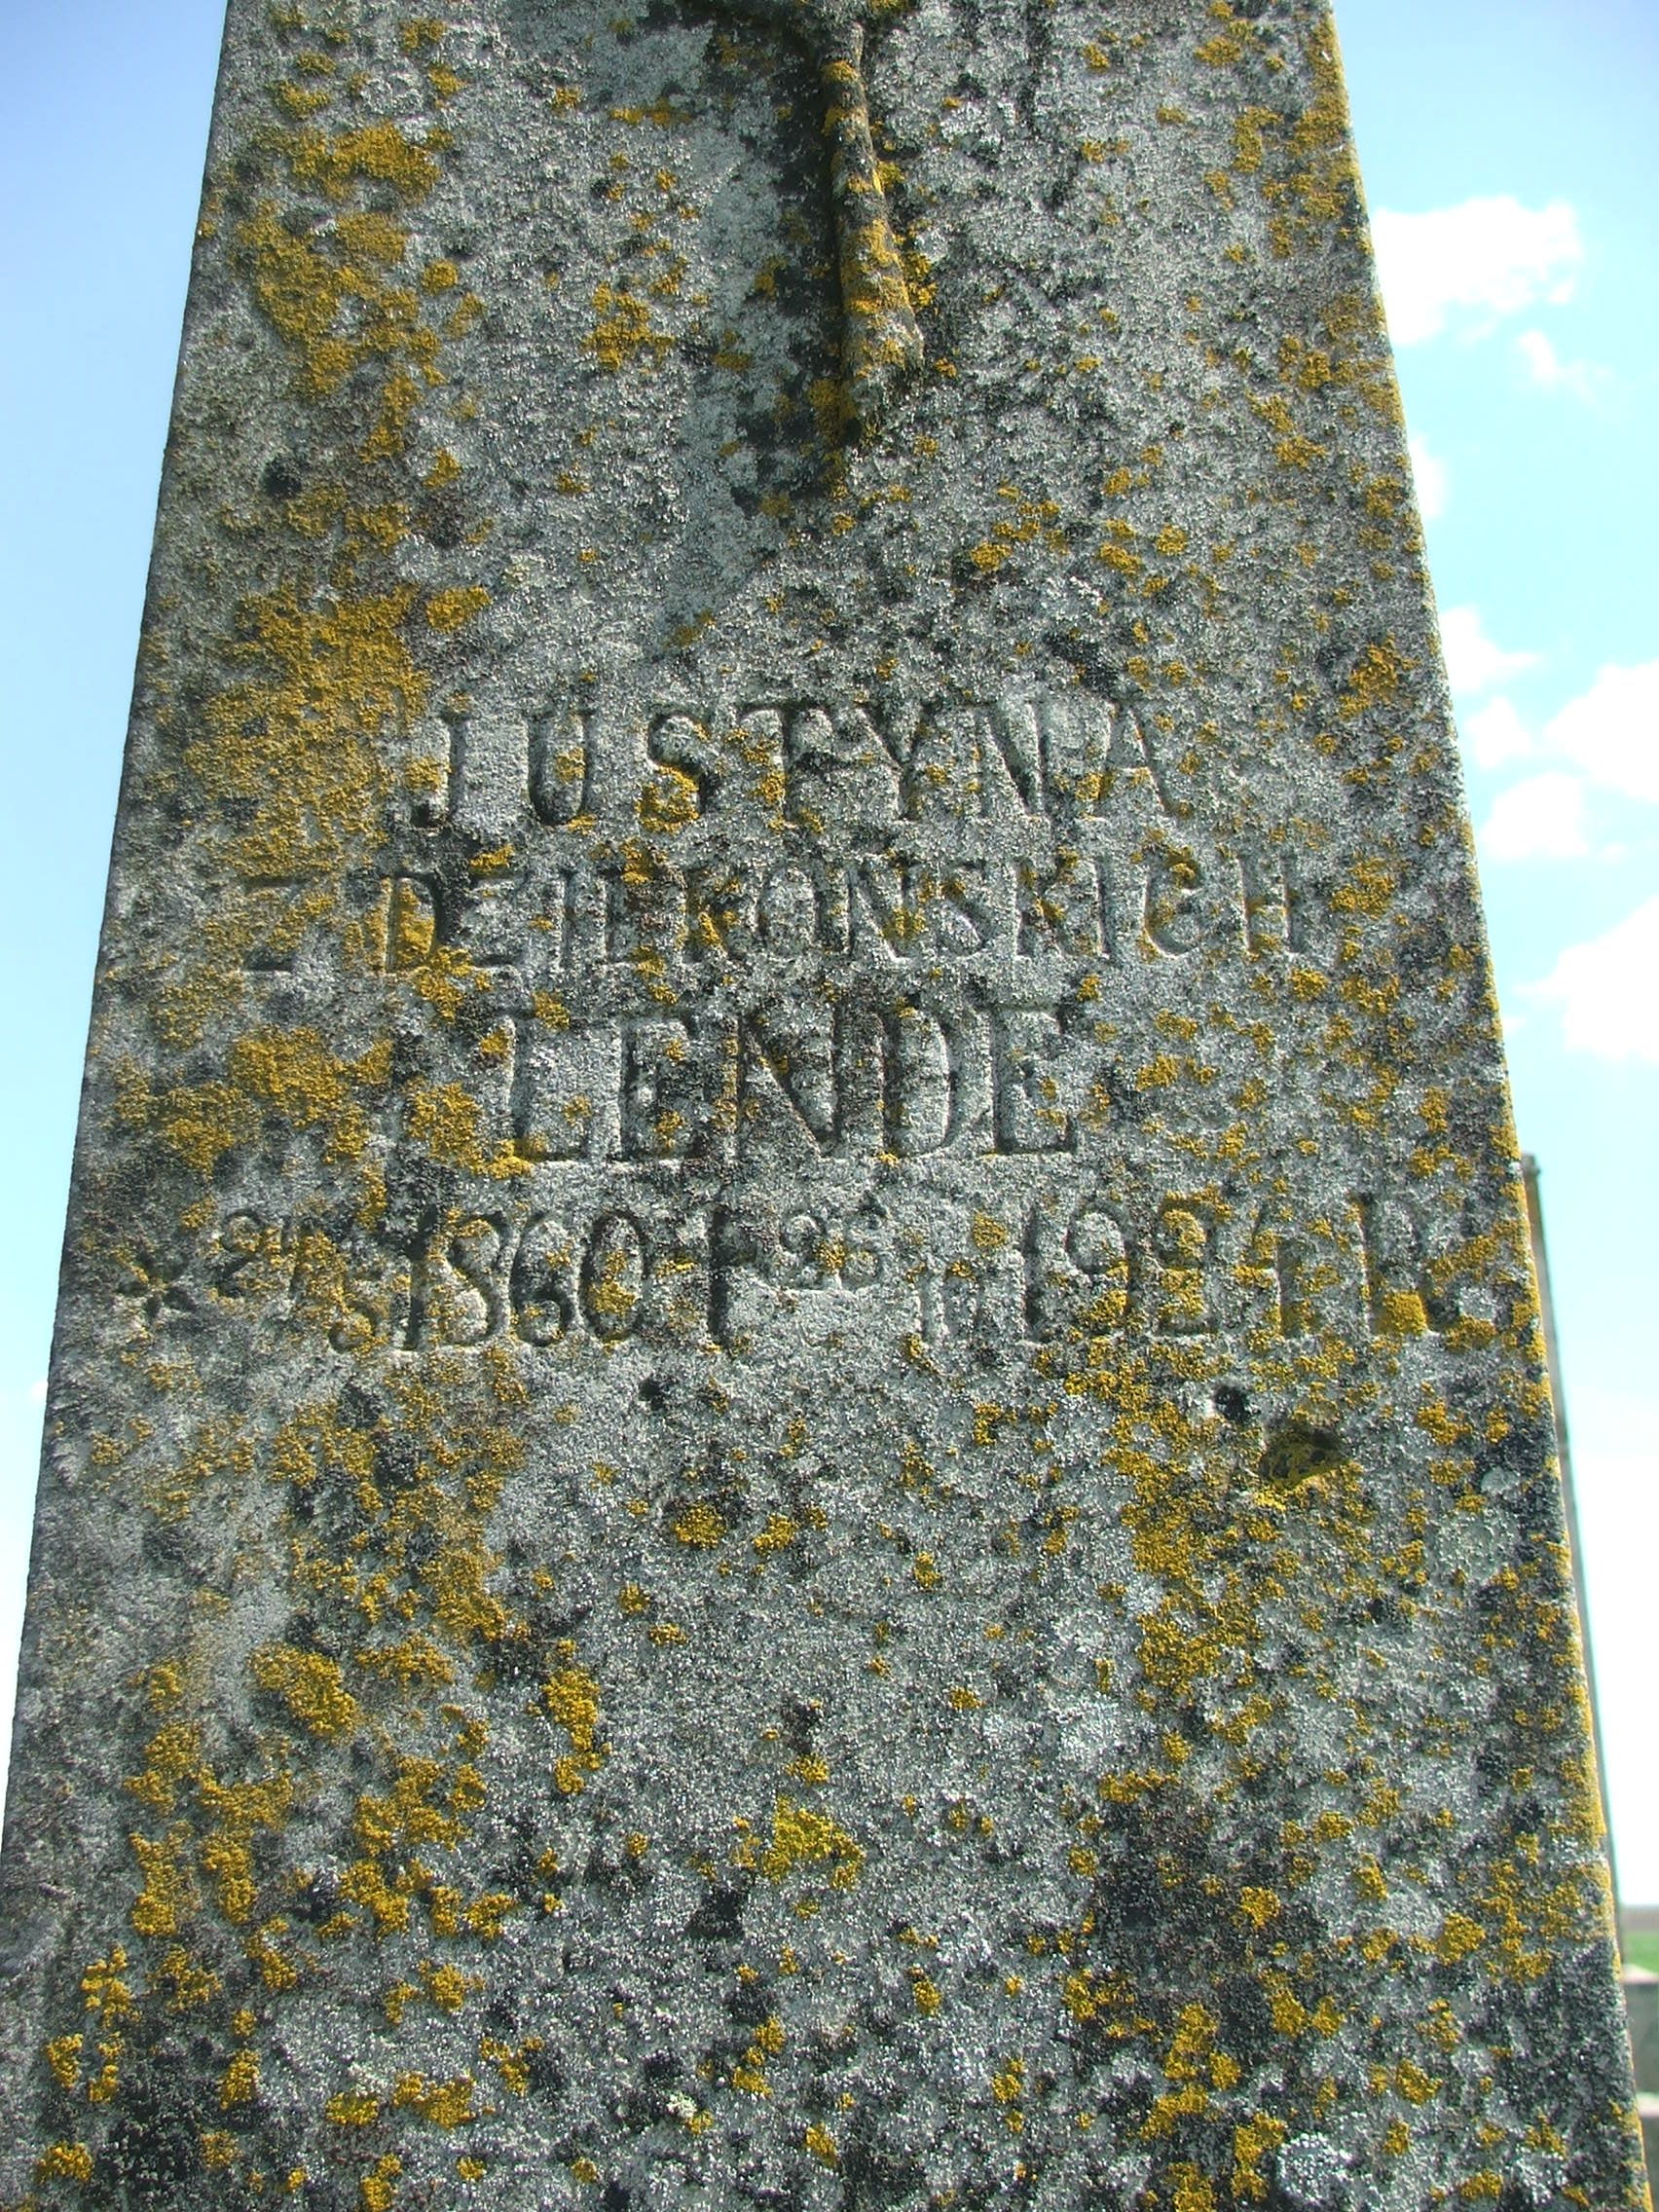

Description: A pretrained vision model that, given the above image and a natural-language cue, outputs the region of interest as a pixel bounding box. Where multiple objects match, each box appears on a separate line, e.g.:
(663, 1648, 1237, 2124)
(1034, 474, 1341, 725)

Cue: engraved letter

(645, 710, 717, 826)
(1153, 1201, 1217, 1335)
(620, 1017, 698, 1161)
(511, 1214, 577, 1346)
(975, 695, 1046, 818)
(1354, 1195, 1456, 1339)
(530, 700, 595, 826)
(992, 1010, 1073, 1154)
(1143, 844, 1205, 956)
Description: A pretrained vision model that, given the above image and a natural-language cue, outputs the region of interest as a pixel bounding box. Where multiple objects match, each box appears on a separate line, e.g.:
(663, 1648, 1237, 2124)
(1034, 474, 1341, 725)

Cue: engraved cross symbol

(705, 0, 923, 430)
(120, 1240, 198, 1326)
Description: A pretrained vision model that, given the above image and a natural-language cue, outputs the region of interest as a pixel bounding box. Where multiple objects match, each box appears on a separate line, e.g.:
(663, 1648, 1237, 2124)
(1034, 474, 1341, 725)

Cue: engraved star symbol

(705, 0, 923, 430)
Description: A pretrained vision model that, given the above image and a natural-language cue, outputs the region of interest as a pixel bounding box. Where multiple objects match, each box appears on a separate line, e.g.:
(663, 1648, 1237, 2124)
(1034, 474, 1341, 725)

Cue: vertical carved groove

(708, 1, 924, 429)
(817, 20, 924, 427)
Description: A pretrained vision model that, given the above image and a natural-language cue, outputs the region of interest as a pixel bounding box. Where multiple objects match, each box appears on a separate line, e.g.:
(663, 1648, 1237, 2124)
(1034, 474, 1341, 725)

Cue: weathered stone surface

(0, 2, 1644, 2207)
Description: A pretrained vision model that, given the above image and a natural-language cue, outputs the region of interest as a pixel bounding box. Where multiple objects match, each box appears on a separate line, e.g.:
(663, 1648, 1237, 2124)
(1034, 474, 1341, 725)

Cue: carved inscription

(211, 674, 1438, 1363)
(199, 1187, 1467, 1361)
(318, 682, 1330, 1188)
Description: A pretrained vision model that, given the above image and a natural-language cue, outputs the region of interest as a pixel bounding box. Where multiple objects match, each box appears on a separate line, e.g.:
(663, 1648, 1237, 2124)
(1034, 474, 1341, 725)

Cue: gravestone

(1, 1, 1644, 2207)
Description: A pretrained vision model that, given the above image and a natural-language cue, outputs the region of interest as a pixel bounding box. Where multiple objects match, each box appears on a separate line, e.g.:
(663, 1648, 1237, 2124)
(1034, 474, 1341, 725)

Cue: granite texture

(0, 1, 1645, 2207)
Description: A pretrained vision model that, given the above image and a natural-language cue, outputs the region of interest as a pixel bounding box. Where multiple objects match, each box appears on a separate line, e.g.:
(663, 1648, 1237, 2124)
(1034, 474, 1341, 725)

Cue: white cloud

(1371, 197, 1582, 346)
(1463, 695, 1533, 771)
(1468, 659, 1659, 848)
(1529, 896, 1659, 1061)
(1439, 606, 1538, 697)
(1409, 432, 1448, 521)
(1543, 661, 1659, 802)
(27, 1380, 45, 1406)
(1516, 327, 1606, 400)
(1479, 771, 1589, 862)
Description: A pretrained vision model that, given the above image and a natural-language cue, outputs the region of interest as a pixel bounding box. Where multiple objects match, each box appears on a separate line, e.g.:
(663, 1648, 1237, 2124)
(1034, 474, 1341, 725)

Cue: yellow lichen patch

(426, 585, 491, 632)
(251, 1644, 359, 1740)
(753, 1514, 797, 1556)
(126, 1719, 203, 1814)
(151, 1079, 257, 1175)
(361, 2155, 403, 2212)
(339, 1746, 489, 1938)
(468, 1893, 519, 1946)
(129, 1827, 199, 1938)
(226, 1028, 389, 1160)
(1233, 2114, 1289, 2202)
(1059, 1962, 1148, 2033)
(356, 1633, 457, 1691)
(1396, 2058, 1441, 2106)
(748, 1796, 865, 1890)
(1331, 854, 1397, 918)
(80, 1948, 137, 2030)
(403, 942, 493, 1023)
(1341, 638, 1407, 718)
(328, 2092, 383, 2127)
(423, 1960, 471, 2013)
(587, 282, 674, 371)
(392, 2072, 477, 2126)
(1169, 2166, 1216, 2212)
(36, 2144, 95, 2187)
(45, 2033, 85, 2089)
(1284, 19, 1357, 230)
(1142, 2003, 1232, 2139)
(272, 1400, 379, 1493)
(246, 1921, 300, 1992)
(36, 11, 1618, 2203)
(220, 2048, 258, 2106)
(673, 1500, 726, 1549)
(237, 190, 437, 406)
(544, 1661, 608, 1795)
(639, 766, 700, 832)
(287, 121, 442, 203)
(481, 2033, 543, 2095)
(1261, 1972, 1312, 2036)
(34, 33, 546, 2178)
(405, 1082, 530, 1179)
(191, 585, 425, 881)
(197, 1772, 294, 1926)
(731, 2044, 775, 2097)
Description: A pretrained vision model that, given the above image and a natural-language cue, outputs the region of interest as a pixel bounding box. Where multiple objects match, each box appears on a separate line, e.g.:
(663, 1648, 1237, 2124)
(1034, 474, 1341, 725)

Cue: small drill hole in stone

(1257, 1418, 1346, 1496)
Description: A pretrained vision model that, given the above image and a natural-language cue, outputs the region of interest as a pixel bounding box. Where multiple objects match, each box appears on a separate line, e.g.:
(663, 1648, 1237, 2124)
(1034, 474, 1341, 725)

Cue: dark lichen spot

(687, 1885, 747, 1940)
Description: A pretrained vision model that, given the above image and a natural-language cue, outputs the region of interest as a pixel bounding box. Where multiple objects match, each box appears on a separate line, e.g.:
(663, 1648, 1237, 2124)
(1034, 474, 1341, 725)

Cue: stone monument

(1, 1, 1645, 2206)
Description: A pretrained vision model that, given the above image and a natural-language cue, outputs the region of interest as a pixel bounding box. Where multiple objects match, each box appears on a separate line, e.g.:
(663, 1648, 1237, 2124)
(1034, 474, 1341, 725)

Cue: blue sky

(2, 0, 1655, 1887)
(1337, 0, 1659, 1902)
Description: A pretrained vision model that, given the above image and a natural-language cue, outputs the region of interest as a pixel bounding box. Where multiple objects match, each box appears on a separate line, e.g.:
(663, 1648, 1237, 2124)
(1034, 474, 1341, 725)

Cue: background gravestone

(0, 2, 1645, 2208)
